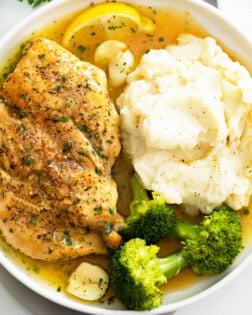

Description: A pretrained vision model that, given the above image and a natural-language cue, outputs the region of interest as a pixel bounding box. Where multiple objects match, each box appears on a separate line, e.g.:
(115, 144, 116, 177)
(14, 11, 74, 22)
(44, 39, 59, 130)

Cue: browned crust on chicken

(0, 189, 108, 260)
(0, 38, 123, 260)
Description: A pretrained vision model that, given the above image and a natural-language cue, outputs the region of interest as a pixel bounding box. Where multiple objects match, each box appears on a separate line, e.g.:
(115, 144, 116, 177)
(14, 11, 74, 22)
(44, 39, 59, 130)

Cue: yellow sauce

(0, 2, 252, 307)
(159, 206, 252, 294)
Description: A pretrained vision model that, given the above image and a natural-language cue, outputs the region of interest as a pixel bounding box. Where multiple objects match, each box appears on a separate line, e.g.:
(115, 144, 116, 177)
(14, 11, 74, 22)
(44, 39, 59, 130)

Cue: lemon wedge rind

(62, 2, 155, 48)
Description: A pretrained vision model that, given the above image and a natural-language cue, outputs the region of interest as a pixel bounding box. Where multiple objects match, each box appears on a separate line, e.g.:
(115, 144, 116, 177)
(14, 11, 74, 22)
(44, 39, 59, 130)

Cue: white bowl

(0, 0, 252, 314)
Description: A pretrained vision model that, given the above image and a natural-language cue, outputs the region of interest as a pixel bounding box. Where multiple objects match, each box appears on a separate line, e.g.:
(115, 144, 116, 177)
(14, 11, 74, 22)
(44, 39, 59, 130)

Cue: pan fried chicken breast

(0, 188, 108, 260)
(0, 38, 122, 260)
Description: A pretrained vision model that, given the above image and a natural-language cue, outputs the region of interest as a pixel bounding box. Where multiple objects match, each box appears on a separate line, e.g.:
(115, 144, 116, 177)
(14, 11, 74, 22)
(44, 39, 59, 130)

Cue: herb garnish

(18, 0, 52, 8)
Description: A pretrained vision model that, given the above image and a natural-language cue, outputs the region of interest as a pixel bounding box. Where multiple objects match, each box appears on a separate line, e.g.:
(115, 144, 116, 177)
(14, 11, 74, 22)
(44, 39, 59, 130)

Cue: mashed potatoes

(117, 34, 252, 214)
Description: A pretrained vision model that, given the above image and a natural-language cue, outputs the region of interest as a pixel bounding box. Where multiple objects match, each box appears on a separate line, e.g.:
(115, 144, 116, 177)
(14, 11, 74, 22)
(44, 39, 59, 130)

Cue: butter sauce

(0, 3, 251, 306)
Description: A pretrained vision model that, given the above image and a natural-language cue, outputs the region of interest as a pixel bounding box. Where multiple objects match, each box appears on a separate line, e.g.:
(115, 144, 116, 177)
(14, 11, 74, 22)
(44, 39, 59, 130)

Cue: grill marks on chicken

(0, 38, 122, 260)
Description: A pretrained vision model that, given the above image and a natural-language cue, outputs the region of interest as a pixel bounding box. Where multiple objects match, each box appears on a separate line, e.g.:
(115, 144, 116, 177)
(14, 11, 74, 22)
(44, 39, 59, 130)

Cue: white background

(0, 1, 252, 314)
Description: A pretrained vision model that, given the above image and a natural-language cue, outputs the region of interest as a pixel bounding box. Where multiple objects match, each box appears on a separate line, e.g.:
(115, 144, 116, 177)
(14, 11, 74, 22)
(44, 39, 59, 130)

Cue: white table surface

(1, 0, 252, 314)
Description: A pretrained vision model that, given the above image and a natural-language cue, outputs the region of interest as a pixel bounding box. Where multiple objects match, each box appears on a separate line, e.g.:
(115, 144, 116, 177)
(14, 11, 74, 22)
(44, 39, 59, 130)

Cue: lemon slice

(62, 2, 155, 49)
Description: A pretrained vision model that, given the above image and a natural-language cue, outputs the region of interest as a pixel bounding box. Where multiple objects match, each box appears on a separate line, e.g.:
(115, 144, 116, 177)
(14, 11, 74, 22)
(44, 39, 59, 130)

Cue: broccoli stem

(130, 175, 198, 240)
(156, 220, 199, 279)
(130, 175, 150, 216)
(173, 219, 199, 240)
(158, 252, 188, 280)
(130, 175, 149, 202)
(112, 206, 242, 310)
(119, 174, 176, 244)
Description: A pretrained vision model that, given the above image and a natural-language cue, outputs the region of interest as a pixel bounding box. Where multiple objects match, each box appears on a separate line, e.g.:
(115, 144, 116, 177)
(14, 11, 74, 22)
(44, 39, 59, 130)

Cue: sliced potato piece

(67, 262, 109, 301)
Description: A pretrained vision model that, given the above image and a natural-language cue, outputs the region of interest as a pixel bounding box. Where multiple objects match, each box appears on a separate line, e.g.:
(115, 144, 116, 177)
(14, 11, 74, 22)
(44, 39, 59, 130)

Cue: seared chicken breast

(0, 38, 122, 260)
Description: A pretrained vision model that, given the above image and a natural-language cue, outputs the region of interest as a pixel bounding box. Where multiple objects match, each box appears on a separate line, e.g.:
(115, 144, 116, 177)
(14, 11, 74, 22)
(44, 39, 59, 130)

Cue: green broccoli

(174, 205, 242, 275)
(111, 205, 242, 310)
(119, 174, 175, 244)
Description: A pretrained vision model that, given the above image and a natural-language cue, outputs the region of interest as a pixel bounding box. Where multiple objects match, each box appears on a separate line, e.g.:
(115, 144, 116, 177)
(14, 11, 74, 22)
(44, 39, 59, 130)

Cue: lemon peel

(62, 2, 155, 48)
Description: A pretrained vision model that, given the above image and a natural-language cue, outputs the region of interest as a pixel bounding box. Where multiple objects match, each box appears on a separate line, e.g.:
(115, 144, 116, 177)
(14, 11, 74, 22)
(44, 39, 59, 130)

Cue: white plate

(217, 0, 252, 41)
(0, 1, 252, 315)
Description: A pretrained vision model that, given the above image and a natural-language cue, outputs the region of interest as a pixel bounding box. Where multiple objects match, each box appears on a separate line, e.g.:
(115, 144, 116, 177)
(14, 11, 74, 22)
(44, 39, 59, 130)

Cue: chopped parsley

(27, 156, 34, 165)
(77, 150, 88, 156)
(98, 278, 104, 288)
(59, 116, 70, 122)
(94, 147, 105, 159)
(29, 214, 37, 226)
(64, 102, 72, 108)
(38, 53, 46, 60)
(78, 45, 86, 53)
(18, 0, 52, 8)
(19, 123, 26, 131)
(19, 93, 27, 100)
(65, 237, 73, 246)
(243, 209, 250, 215)
(48, 248, 54, 254)
(61, 75, 67, 83)
(19, 111, 27, 119)
(23, 146, 31, 153)
(95, 168, 102, 176)
(94, 206, 103, 214)
(55, 85, 63, 92)
(77, 124, 90, 133)
(73, 198, 81, 205)
(63, 230, 73, 246)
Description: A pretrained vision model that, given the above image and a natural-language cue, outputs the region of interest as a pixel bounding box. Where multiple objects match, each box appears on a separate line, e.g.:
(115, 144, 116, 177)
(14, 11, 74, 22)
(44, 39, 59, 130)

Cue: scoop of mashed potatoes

(117, 34, 252, 215)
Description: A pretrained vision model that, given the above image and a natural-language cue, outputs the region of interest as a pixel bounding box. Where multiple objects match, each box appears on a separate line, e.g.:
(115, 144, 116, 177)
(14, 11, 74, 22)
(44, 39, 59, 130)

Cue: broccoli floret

(111, 238, 166, 310)
(111, 205, 242, 310)
(175, 205, 242, 275)
(110, 238, 188, 310)
(119, 175, 175, 244)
